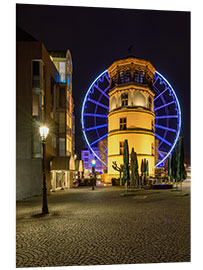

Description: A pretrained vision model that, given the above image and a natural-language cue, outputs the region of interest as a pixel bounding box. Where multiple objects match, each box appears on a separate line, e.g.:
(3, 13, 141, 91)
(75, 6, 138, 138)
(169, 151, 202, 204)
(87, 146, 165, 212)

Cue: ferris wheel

(81, 70, 181, 168)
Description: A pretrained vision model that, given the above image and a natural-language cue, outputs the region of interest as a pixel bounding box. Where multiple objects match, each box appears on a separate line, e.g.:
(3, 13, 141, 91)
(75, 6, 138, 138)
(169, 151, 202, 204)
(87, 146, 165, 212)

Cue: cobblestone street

(16, 182, 190, 268)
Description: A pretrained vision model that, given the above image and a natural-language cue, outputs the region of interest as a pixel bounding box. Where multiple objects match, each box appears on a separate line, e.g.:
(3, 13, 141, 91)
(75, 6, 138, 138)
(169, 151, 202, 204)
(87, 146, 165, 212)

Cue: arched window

(120, 71, 125, 83)
(140, 71, 144, 83)
(133, 92, 146, 107)
(125, 70, 131, 83)
(148, 96, 152, 110)
(121, 93, 128, 106)
(134, 70, 139, 83)
(110, 96, 117, 111)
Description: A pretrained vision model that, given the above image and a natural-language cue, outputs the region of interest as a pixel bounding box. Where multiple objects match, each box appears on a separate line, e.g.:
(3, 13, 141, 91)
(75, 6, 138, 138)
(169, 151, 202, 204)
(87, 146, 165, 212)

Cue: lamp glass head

(39, 126, 49, 141)
(92, 158, 96, 167)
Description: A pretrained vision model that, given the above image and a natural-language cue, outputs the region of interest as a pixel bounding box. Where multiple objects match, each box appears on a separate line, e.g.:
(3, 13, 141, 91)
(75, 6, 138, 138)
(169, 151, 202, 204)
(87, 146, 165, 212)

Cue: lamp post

(39, 125, 49, 214)
(91, 158, 96, 190)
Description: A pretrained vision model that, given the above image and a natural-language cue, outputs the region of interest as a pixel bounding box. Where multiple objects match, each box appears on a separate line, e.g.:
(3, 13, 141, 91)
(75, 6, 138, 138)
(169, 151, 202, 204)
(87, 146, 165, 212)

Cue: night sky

(16, 4, 190, 163)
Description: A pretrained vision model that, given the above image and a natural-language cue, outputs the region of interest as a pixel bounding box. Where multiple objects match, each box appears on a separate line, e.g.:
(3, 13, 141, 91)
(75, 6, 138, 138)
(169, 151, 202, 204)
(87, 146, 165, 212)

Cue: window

(84, 152, 89, 156)
(59, 62, 66, 82)
(84, 158, 88, 162)
(59, 138, 65, 156)
(32, 94, 39, 116)
(32, 132, 41, 158)
(120, 141, 125, 155)
(33, 61, 40, 76)
(121, 93, 128, 106)
(52, 134, 57, 149)
(120, 71, 125, 83)
(125, 70, 131, 83)
(140, 71, 144, 83)
(32, 61, 40, 88)
(59, 113, 65, 133)
(134, 70, 139, 83)
(120, 118, 127, 130)
(59, 87, 66, 108)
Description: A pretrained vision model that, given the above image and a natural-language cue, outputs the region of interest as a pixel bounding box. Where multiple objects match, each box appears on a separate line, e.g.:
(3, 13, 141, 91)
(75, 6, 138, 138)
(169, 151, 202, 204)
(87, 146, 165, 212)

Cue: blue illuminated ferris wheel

(81, 70, 181, 168)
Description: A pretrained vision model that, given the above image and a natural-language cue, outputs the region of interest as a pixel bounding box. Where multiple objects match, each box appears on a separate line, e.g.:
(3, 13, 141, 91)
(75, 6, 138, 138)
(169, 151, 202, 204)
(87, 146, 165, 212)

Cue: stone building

(107, 56, 156, 180)
(16, 27, 75, 200)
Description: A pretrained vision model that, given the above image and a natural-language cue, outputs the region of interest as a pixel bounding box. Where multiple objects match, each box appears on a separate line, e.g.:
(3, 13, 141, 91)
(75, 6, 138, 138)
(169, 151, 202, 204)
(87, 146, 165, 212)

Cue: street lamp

(91, 158, 96, 190)
(39, 125, 49, 214)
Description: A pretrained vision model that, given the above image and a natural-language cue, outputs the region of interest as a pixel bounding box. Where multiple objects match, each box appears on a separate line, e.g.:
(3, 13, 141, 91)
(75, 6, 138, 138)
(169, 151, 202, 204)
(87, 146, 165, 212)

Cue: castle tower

(107, 56, 156, 179)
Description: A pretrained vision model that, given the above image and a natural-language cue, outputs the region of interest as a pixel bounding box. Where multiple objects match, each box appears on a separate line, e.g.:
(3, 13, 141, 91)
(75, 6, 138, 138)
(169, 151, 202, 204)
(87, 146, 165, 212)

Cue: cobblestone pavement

(16, 182, 190, 267)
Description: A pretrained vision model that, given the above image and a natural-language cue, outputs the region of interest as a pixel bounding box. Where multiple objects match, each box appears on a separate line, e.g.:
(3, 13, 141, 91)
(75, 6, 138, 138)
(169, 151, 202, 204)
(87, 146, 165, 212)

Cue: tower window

(140, 71, 144, 83)
(119, 141, 125, 155)
(125, 70, 131, 83)
(121, 93, 128, 106)
(120, 118, 127, 130)
(120, 71, 125, 83)
(134, 70, 139, 83)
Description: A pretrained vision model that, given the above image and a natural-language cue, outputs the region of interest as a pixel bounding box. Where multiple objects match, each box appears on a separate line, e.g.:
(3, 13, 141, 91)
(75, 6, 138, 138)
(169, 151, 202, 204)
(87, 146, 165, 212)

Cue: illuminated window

(120, 118, 127, 130)
(111, 96, 117, 110)
(120, 141, 125, 155)
(120, 71, 125, 83)
(59, 62, 66, 82)
(140, 71, 144, 83)
(121, 93, 128, 106)
(125, 70, 131, 83)
(134, 70, 139, 83)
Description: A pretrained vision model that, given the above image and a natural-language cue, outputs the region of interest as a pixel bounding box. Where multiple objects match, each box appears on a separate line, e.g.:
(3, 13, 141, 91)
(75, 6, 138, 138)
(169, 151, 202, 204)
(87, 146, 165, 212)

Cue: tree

(130, 147, 139, 187)
(112, 161, 123, 186)
(177, 137, 187, 191)
(123, 140, 130, 188)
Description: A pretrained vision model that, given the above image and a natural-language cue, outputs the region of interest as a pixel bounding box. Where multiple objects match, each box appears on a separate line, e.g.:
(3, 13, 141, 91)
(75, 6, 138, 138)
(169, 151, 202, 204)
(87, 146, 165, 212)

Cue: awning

(51, 157, 70, 171)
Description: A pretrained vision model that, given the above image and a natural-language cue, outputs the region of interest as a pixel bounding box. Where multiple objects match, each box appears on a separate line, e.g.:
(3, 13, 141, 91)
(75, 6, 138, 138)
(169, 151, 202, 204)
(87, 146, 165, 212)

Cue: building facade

(81, 147, 103, 174)
(107, 56, 156, 179)
(16, 27, 75, 200)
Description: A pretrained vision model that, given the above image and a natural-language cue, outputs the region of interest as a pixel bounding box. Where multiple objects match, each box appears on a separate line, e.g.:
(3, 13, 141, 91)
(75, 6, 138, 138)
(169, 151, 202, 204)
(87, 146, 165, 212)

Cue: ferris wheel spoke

(90, 133, 108, 146)
(84, 113, 107, 118)
(154, 100, 175, 112)
(88, 98, 109, 110)
(99, 147, 107, 158)
(153, 85, 161, 95)
(154, 87, 169, 101)
(94, 84, 109, 99)
(105, 75, 110, 83)
(155, 146, 164, 158)
(155, 115, 178, 119)
(155, 133, 172, 147)
(155, 124, 177, 133)
(84, 123, 108, 131)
